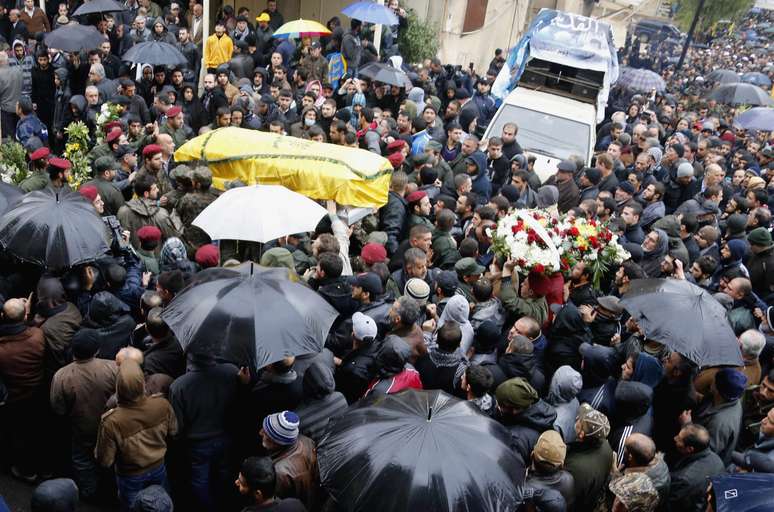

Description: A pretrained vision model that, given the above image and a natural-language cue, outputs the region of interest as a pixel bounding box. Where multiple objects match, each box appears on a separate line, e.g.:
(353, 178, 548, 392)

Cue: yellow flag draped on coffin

(174, 127, 392, 208)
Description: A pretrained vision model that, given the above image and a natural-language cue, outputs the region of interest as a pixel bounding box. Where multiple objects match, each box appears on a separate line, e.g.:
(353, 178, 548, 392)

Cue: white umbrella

(192, 185, 327, 243)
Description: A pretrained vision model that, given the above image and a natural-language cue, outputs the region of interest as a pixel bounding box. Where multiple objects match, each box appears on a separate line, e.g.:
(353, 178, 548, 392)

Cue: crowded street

(0, 0, 773, 510)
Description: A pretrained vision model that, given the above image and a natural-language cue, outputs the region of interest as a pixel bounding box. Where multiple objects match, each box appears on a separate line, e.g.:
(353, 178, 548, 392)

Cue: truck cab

(484, 58, 604, 183)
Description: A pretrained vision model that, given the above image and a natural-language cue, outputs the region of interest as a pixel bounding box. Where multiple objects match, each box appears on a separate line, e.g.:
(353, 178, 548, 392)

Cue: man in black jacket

(335, 312, 380, 403)
(380, 171, 408, 255)
(668, 424, 725, 512)
(142, 307, 185, 379)
(415, 321, 467, 396)
(495, 377, 557, 464)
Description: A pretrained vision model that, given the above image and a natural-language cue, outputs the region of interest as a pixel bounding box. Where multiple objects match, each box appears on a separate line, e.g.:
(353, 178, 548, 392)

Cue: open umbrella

(192, 185, 327, 243)
(711, 473, 774, 512)
(318, 389, 524, 512)
(72, 0, 125, 16)
(160, 267, 338, 370)
(174, 127, 392, 208)
(0, 182, 23, 216)
(706, 83, 774, 106)
(43, 24, 106, 52)
(617, 68, 666, 92)
(272, 19, 331, 38)
(620, 279, 743, 367)
(741, 71, 772, 88)
(0, 188, 109, 269)
(734, 107, 774, 131)
(121, 41, 188, 66)
(342, 1, 399, 25)
(358, 62, 412, 88)
(706, 69, 740, 85)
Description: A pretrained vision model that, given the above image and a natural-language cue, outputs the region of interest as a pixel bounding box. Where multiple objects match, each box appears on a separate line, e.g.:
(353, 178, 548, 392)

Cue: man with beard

(30, 51, 54, 134)
(500, 122, 523, 160)
(200, 73, 228, 123)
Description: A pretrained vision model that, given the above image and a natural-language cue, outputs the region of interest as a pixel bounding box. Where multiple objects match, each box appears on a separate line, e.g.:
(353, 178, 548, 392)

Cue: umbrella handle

(427, 406, 432, 422)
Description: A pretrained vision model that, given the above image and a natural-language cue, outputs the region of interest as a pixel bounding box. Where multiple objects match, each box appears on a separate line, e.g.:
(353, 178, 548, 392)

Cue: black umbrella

(121, 41, 188, 66)
(0, 188, 109, 269)
(706, 69, 740, 85)
(72, 0, 125, 16)
(358, 62, 412, 88)
(0, 182, 23, 215)
(160, 266, 338, 370)
(706, 83, 774, 106)
(620, 279, 743, 367)
(318, 389, 525, 512)
(43, 24, 106, 53)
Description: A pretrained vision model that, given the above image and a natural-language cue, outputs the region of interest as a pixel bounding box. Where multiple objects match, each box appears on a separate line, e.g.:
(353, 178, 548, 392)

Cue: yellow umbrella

(272, 19, 331, 39)
(174, 127, 392, 208)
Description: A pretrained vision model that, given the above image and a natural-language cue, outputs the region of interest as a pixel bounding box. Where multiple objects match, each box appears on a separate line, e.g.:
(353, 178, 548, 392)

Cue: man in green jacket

(498, 261, 548, 327)
(19, 146, 50, 192)
(158, 105, 187, 150)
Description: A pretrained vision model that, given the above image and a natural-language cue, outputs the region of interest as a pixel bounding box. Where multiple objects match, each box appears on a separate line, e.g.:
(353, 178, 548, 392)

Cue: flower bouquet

(556, 217, 630, 288)
(63, 121, 92, 188)
(95, 102, 123, 144)
(489, 209, 563, 275)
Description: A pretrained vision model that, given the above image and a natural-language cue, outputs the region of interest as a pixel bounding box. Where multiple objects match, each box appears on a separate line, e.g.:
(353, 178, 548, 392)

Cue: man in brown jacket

(95, 359, 177, 509)
(33, 277, 82, 378)
(0, 297, 45, 481)
(51, 330, 118, 500)
(19, 0, 50, 35)
(260, 410, 320, 510)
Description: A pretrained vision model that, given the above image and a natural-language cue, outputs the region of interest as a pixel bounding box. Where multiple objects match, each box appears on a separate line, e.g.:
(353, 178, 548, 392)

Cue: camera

(102, 215, 130, 254)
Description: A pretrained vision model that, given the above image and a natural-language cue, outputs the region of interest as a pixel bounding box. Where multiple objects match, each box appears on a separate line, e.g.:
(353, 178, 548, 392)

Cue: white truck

(486, 10, 619, 183)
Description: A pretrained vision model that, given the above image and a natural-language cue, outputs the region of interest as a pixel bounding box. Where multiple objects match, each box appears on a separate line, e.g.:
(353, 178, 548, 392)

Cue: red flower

(517, 259, 527, 267)
(568, 226, 580, 237)
(533, 263, 545, 274)
(589, 236, 599, 248)
(527, 233, 537, 243)
(511, 225, 518, 234)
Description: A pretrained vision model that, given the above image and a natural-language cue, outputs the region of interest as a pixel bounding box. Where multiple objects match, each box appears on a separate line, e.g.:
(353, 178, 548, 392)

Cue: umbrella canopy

(72, 0, 125, 15)
(734, 107, 774, 131)
(174, 127, 392, 208)
(318, 389, 524, 512)
(358, 62, 412, 88)
(272, 19, 331, 38)
(0, 182, 23, 216)
(706, 69, 740, 85)
(0, 188, 109, 269)
(741, 71, 772, 88)
(617, 68, 666, 92)
(706, 83, 774, 106)
(711, 474, 774, 512)
(192, 185, 327, 243)
(342, 1, 399, 25)
(161, 267, 338, 369)
(43, 24, 106, 52)
(620, 279, 743, 367)
(121, 41, 188, 66)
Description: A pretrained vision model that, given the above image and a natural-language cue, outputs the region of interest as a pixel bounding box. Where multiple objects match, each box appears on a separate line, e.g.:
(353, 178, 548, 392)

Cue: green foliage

(674, 0, 755, 33)
(63, 121, 92, 188)
(398, 9, 440, 65)
(0, 141, 30, 184)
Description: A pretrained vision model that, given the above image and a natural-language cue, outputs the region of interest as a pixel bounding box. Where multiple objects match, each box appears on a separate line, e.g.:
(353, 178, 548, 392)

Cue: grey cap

(676, 162, 694, 178)
(597, 296, 624, 315)
(94, 156, 118, 173)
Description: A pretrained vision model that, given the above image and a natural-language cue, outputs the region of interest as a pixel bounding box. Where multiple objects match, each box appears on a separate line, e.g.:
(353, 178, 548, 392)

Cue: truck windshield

(487, 105, 590, 161)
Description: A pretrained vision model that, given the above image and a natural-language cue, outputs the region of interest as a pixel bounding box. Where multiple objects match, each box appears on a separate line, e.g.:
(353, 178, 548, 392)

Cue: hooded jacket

(296, 362, 348, 443)
(499, 399, 558, 464)
(640, 228, 669, 278)
(545, 303, 591, 375)
(435, 295, 474, 354)
(577, 343, 618, 418)
(465, 151, 492, 202)
(83, 292, 136, 361)
(485, 351, 546, 396)
(547, 365, 583, 443)
(95, 361, 178, 476)
(365, 336, 422, 398)
(652, 215, 690, 266)
(631, 352, 664, 389)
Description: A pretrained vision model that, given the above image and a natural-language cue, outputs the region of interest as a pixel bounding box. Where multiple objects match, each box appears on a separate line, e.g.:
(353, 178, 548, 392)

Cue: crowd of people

(0, 0, 772, 511)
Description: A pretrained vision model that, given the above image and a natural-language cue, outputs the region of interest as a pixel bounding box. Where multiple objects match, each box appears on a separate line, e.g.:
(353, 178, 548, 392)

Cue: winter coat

(546, 365, 583, 443)
(335, 341, 380, 404)
(143, 334, 185, 379)
(50, 358, 118, 441)
(0, 323, 45, 403)
(168, 362, 239, 441)
(415, 348, 467, 396)
(364, 336, 422, 398)
(668, 448, 725, 512)
(117, 198, 180, 249)
(526, 470, 575, 511)
(577, 343, 619, 418)
(271, 435, 320, 509)
(556, 177, 580, 213)
(747, 245, 774, 301)
(485, 352, 545, 396)
(565, 438, 614, 511)
(379, 191, 407, 255)
(498, 399, 557, 463)
(95, 364, 178, 476)
(545, 303, 591, 375)
(640, 228, 669, 278)
(434, 295, 475, 355)
(610, 381, 654, 467)
(470, 298, 505, 332)
(738, 435, 774, 472)
(295, 362, 348, 444)
(39, 302, 82, 376)
(83, 292, 136, 360)
(15, 113, 48, 145)
(693, 397, 743, 465)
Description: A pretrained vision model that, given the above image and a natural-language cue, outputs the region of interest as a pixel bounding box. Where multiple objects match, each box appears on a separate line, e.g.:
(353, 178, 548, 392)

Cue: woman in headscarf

(434, 295, 474, 357)
(305, 80, 326, 108)
(180, 83, 207, 134)
(545, 302, 591, 376)
(546, 365, 583, 443)
(620, 351, 664, 389)
(159, 238, 198, 274)
(639, 228, 669, 278)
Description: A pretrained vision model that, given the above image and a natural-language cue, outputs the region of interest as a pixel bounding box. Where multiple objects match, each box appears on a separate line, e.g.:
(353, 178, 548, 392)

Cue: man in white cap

(260, 410, 319, 509)
(335, 312, 380, 403)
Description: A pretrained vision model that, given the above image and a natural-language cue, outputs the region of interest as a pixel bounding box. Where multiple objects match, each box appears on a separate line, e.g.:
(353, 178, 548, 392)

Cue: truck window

(487, 104, 590, 162)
